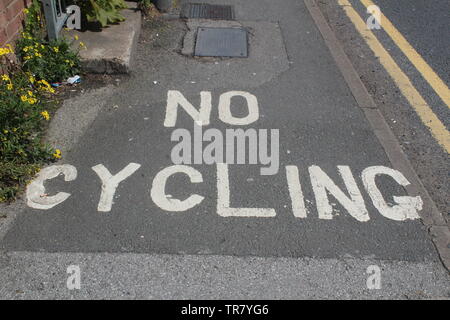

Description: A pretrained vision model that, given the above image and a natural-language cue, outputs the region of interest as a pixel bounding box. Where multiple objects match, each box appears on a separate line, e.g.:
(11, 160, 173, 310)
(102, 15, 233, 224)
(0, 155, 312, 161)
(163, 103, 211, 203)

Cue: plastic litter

(67, 75, 81, 85)
(51, 75, 81, 88)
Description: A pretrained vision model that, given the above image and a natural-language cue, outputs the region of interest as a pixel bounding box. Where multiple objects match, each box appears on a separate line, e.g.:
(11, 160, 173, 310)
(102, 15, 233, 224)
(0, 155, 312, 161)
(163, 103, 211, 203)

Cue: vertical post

(42, 0, 69, 40)
(42, 0, 58, 40)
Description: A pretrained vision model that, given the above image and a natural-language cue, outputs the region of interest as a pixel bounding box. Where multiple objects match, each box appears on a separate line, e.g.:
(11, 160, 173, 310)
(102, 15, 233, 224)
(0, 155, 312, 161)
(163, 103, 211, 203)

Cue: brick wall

(0, 0, 32, 47)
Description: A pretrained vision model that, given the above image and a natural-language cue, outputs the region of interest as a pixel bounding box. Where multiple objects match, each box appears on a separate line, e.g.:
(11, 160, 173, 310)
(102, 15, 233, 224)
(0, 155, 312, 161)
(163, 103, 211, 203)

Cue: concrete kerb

(64, 1, 142, 74)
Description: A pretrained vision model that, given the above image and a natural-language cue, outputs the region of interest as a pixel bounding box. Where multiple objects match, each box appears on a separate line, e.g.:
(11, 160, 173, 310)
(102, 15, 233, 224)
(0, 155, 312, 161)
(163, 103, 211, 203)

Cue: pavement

(0, 0, 448, 299)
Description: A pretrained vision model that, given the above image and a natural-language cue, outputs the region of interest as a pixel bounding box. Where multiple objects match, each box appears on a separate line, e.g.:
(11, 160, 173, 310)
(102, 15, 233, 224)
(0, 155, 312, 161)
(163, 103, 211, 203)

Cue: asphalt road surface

(372, 0, 449, 85)
(0, 0, 448, 299)
(319, 0, 449, 223)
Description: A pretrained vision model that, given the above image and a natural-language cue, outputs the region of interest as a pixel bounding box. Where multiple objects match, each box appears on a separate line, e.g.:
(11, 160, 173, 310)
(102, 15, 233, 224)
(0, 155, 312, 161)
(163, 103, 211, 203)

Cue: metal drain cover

(181, 3, 235, 20)
(194, 27, 248, 57)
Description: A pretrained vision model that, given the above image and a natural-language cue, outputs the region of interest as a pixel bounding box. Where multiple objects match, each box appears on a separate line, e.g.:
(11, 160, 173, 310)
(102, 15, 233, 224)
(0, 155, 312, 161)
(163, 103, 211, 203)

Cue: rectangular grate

(194, 27, 248, 58)
(181, 3, 235, 20)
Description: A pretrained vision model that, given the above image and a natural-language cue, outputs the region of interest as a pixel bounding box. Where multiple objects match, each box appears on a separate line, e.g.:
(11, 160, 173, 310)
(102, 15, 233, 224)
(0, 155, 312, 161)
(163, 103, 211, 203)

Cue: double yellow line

(338, 0, 450, 153)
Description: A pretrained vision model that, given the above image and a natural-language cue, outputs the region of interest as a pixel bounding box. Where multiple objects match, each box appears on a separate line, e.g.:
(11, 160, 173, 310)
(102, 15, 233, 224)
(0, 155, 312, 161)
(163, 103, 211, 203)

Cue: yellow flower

(1, 74, 10, 81)
(3, 130, 8, 134)
(41, 111, 50, 120)
(28, 90, 34, 96)
(21, 32, 31, 39)
(74, 35, 79, 40)
(29, 75, 35, 83)
(7, 83, 13, 90)
(53, 47, 59, 53)
(37, 79, 55, 93)
(6, 44, 14, 53)
(53, 149, 62, 159)
(21, 95, 28, 102)
(0, 48, 10, 56)
(79, 42, 86, 49)
(28, 97, 37, 104)
(23, 8, 29, 14)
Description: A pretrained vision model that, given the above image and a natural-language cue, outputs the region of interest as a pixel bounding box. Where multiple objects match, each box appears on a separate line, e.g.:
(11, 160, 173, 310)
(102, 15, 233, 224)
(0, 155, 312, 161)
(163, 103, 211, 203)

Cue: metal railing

(42, 0, 69, 40)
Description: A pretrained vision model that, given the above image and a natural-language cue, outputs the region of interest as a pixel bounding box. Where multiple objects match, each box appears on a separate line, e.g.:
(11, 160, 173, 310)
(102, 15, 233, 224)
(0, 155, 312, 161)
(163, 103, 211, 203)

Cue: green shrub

(0, 60, 57, 202)
(70, 0, 128, 27)
(0, 2, 78, 202)
(22, 0, 46, 39)
(16, 36, 81, 84)
(16, 0, 81, 84)
(0, 160, 42, 202)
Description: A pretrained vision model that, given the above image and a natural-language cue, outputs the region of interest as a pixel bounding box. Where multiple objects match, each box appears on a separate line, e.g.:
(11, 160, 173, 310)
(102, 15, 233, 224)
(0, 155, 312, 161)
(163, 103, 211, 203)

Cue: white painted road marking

(25, 91, 424, 223)
(286, 166, 308, 218)
(92, 163, 141, 212)
(309, 165, 369, 222)
(150, 165, 205, 212)
(218, 91, 259, 125)
(362, 166, 422, 221)
(27, 165, 77, 210)
(216, 163, 277, 217)
(164, 90, 212, 127)
(164, 90, 260, 127)
(25, 163, 423, 222)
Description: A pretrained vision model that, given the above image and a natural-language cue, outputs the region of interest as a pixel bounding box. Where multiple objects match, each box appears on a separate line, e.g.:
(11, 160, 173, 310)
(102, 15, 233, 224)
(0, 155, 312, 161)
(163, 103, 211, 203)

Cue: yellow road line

(361, 0, 450, 109)
(338, 0, 450, 153)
